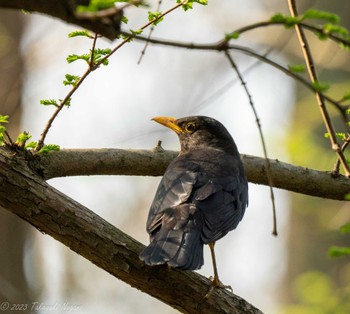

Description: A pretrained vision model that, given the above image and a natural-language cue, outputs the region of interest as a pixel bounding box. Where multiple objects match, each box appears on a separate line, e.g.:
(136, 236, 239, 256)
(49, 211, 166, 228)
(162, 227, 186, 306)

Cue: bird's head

(152, 116, 238, 155)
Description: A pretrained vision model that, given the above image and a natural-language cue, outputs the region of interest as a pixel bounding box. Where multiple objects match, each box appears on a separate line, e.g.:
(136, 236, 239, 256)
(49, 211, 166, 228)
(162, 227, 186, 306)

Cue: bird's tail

(139, 205, 204, 270)
(139, 229, 203, 270)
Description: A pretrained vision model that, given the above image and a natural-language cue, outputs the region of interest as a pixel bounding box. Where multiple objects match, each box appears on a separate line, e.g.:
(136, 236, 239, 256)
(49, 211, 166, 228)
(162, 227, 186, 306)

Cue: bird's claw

(204, 276, 232, 299)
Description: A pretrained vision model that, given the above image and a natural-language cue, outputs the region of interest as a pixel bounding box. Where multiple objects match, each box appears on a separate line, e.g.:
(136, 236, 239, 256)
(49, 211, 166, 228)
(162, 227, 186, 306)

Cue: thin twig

(225, 51, 278, 236)
(89, 33, 99, 68)
(137, 0, 163, 64)
(288, 0, 350, 177)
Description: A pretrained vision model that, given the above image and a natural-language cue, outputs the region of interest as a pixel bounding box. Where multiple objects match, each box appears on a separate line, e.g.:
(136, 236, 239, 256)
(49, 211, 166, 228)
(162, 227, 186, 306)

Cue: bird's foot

(204, 276, 232, 299)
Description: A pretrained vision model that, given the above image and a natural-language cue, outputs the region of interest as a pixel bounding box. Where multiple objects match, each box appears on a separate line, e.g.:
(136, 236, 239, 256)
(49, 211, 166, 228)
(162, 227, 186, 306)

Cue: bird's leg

(204, 242, 232, 298)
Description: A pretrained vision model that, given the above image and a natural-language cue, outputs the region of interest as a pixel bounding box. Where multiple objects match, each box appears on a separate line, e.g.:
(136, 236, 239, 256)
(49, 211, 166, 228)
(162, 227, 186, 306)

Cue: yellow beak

(152, 116, 184, 134)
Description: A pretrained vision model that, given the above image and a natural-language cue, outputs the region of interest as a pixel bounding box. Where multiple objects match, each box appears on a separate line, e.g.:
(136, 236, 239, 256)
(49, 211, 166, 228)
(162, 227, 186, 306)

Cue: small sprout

(148, 11, 164, 26)
(130, 29, 143, 36)
(329, 246, 350, 257)
(63, 74, 81, 87)
(288, 64, 306, 73)
(66, 53, 91, 64)
(312, 80, 329, 93)
(302, 9, 340, 24)
(15, 132, 31, 148)
(38, 144, 60, 154)
(40, 99, 59, 107)
(270, 13, 299, 28)
(0, 115, 9, 123)
(68, 30, 94, 38)
(225, 31, 240, 40)
(25, 141, 37, 149)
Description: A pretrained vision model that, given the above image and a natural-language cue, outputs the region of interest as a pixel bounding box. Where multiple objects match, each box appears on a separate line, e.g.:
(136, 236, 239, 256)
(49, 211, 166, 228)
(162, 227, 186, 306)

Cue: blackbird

(139, 116, 248, 291)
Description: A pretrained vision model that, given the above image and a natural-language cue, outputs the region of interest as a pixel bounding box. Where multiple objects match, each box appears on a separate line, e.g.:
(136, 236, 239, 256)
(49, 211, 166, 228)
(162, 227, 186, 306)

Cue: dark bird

(139, 116, 248, 292)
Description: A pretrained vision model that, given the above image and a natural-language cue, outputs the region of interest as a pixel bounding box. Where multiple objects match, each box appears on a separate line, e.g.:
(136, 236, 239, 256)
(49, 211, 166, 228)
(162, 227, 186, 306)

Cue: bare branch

(35, 148, 350, 200)
(0, 146, 263, 314)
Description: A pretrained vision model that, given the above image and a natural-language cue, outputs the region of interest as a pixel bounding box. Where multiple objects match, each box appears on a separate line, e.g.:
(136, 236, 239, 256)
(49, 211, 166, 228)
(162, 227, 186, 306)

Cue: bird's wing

(140, 158, 205, 270)
(145, 158, 200, 236)
(194, 174, 248, 244)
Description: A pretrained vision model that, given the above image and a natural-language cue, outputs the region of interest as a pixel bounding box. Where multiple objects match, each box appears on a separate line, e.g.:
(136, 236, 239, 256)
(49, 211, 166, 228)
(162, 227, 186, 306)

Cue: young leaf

(312, 80, 329, 93)
(270, 13, 299, 28)
(340, 223, 350, 234)
(66, 53, 91, 64)
(0, 115, 9, 123)
(25, 141, 37, 149)
(63, 74, 81, 86)
(130, 29, 143, 36)
(329, 246, 350, 257)
(148, 11, 164, 26)
(121, 16, 128, 24)
(68, 30, 94, 38)
(302, 9, 340, 24)
(15, 132, 31, 148)
(38, 144, 60, 154)
(288, 64, 306, 73)
(40, 99, 59, 107)
(0, 125, 6, 145)
(225, 31, 240, 40)
(341, 92, 350, 103)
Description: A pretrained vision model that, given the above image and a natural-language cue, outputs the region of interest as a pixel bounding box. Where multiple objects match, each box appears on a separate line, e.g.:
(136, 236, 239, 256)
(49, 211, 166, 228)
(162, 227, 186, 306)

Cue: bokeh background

(1, 0, 350, 313)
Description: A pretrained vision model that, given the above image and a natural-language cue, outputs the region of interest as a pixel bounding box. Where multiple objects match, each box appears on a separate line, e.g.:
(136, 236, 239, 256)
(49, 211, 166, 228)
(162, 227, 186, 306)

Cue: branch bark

(37, 148, 350, 200)
(0, 0, 122, 40)
(0, 146, 262, 314)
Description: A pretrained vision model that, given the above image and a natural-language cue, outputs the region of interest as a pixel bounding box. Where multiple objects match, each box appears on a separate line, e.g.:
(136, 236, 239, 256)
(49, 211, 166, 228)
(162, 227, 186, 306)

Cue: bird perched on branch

(139, 116, 248, 294)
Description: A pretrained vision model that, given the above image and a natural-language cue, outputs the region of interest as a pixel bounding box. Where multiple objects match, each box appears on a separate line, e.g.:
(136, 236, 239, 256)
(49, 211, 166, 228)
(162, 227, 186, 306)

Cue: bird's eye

(185, 122, 196, 133)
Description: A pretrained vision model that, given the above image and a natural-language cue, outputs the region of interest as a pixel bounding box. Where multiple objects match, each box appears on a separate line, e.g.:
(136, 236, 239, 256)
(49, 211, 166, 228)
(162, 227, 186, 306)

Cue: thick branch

(0, 146, 262, 314)
(37, 148, 350, 201)
(0, 0, 122, 40)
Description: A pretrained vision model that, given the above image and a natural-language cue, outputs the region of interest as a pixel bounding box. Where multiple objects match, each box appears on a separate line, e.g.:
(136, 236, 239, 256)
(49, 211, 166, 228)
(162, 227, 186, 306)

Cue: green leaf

(38, 144, 60, 154)
(40, 99, 59, 107)
(288, 64, 306, 73)
(148, 11, 164, 26)
(324, 133, 346, 141)
(323, 23, 348, 38)
(77, 0, 122, 13)
(340, 223, 350, 234)
(0, 125, 6, 145)
(66, 53, 91, 64)
(121, 15, 128, 24)
(312, 80, 330, 93)
(63, 74, 81, 87)
(130, 29, 143, 36)
(0, 115, 9, 123)
(25, 141, 37, 149)
(58, 98, 72, 107)
(68, 30, 94, 38)
(92, 48, 112, 65)
(270, 13, 299, 28)
(225, 31, 240, 40)
(329, 246, 350, 257)
(302, 9, 340, 24)
(15, 132, 31, 147)
(342, 92, 350, 103)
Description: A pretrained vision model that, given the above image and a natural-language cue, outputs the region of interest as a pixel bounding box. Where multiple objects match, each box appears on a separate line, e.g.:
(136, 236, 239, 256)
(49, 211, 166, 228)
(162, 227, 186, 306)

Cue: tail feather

(139, 221, 204, 270)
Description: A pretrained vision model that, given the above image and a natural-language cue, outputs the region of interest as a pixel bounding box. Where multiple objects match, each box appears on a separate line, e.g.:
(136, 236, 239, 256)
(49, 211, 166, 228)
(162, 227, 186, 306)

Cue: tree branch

(35, 148, 350, 200)
(0, 0, 123, 40)
(0, 146, 262, 314)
